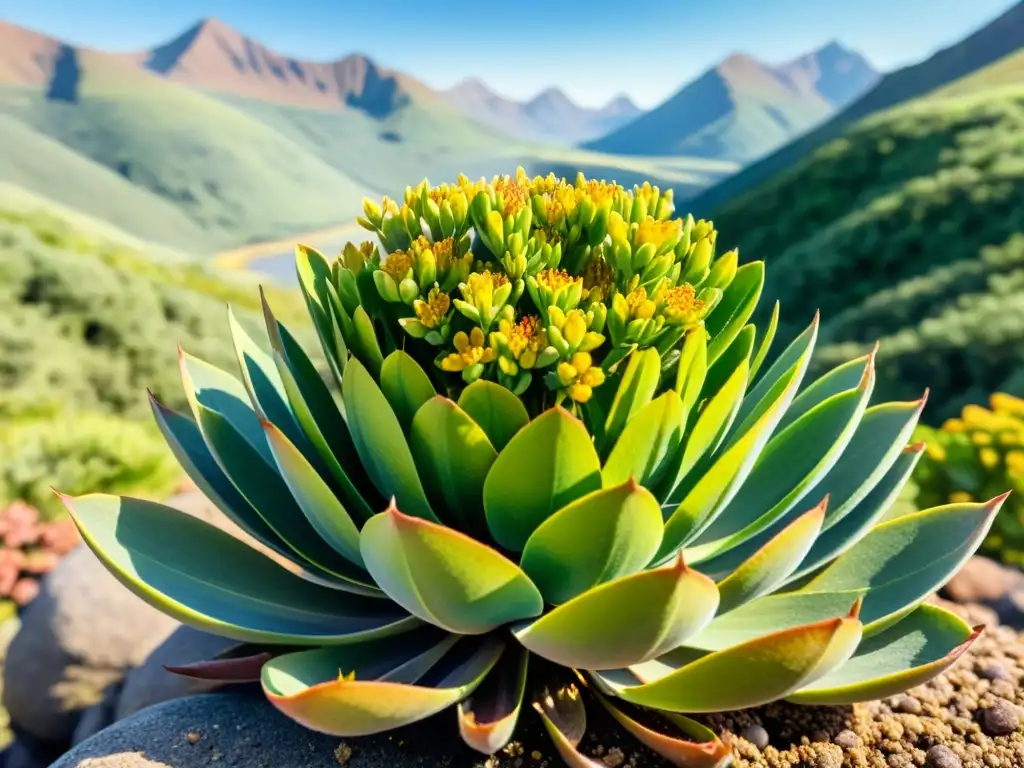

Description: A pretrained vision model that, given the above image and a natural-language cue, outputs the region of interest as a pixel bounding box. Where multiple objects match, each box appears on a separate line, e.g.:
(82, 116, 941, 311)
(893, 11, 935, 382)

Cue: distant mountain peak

(527, 86, 576, 109)
(603, 93, 640, 113)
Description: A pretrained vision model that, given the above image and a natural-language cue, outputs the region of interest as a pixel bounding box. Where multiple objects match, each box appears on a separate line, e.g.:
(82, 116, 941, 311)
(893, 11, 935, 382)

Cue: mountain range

(585, 42, 879, 162)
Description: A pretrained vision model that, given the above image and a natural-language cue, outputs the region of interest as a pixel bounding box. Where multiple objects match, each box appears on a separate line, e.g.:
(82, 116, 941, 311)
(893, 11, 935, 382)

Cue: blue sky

(0, 0, 1017, 107)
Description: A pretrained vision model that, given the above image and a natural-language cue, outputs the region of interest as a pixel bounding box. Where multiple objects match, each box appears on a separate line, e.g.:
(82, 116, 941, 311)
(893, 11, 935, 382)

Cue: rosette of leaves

(61, 171, 1006, 768)
(910, 393, 1024, 567)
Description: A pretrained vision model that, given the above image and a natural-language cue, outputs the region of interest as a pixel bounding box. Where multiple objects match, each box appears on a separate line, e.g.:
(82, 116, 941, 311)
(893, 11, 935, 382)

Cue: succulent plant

(62, 170, 1006, 767)
(908, 393, 1024, 567)
(0, 501, 79, 607)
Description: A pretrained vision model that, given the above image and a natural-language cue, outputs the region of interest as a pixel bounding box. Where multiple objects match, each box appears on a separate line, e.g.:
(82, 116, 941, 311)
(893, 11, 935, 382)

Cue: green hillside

(708, 74, 1024, 422)
(691, 1, 1024, 213)
(0, 49, 372, 250)
(0, 183, 315, 511)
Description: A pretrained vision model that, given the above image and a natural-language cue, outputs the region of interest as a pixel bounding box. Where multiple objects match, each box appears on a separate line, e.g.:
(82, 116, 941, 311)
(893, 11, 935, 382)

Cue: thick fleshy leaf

(710, 498, 827, 613)
(700, 324, 754, 402)
(791, 443, 925, 582)
(603, 348, 662, 449)
(705, 261, 764, 364)
(164, 651, 276, 683)
(532, 682, 606, 768)
(457, 380, 530, 452)
(749, 300, 779, 382)
(776, 348, 875, 435)
(295, 245, 345, 382)
(342, 357, 438, 522)
(687, 367, 873, 560)
(360, 503, 543, 634)
(728, 313, 818, 439)
(264, 632, 503, 736)
(409, 397, 496, 536)
(657, 347, 806, 562)
(149, 396, 291, 560)
(789, 604, 983, 705)
(614, 610, 862, 712)
(659, 358, 749, 506)
(261, 291, 379, 521)
(227, 306, 303, 447)
(602, 392, 686, 489)
(380, 350, 435, 433)
(801, 495, 1007, 631)
(60, 493, 416, 644)
(674, 326, 707, 417)
(262, 421, 365, 570)
(586, 682, 733, 768)
(483, 407, 602, 552)
(513, 555, 719, 670)
(457, 646, 529, 755)
(520, 480, 664, 605)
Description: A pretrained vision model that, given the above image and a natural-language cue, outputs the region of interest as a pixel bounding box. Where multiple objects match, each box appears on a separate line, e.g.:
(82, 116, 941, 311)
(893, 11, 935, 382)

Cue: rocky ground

(2, 496, 1024, 768)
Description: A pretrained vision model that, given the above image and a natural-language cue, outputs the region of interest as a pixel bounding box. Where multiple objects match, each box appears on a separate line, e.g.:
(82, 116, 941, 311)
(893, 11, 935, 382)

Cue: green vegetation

(706, 77, 1024, 421)
(0, 184, 313, 514)
(67, 173, 998, 767)
(905, 393, 1024, 567)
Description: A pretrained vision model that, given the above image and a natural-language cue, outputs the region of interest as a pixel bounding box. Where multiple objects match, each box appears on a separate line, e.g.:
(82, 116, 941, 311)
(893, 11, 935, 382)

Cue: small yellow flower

(441, 327, 496, 372)
(461, 270, 508, 306)
(535, 269, 582, 295)
(971, 431, 993, 447)
(493, 170, 532, 216)
(413, 286, 450, 329)
(635, 216, 682, 250)
(496, 315, 547, 373)
(581, 256, 615, 301)
(942, 418, 965, 434)
(980, 447, 1001, 470)
(1006, 449, 1024, 474)
(925, 441, 947, 462)
(992, 393, 1024, 418)
(624, 286, 656, 320)
(381, 250, 414, 281)
(655, 282, 706, 326)
(949, 491, 974, 503)
(579, 178, 622, 206)
(556, 352, 606, 404)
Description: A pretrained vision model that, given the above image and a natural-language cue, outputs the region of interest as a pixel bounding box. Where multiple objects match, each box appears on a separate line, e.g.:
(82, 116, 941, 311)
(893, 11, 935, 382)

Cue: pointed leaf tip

(906, 441, 927, 454)
(847, 595, 864, 620)
(988, 491, 1013, 509)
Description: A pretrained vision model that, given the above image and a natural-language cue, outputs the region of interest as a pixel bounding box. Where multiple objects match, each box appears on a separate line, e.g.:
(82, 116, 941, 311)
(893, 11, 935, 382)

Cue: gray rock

(2, 545, 179, 743)
(980, 699, 1020, 736)
(740, 723, 769, 750)
(114, 626, 236, 722)
(51, 692, 490, 767)
(2, 494, 254, 744)
(925, 744, 962, 768)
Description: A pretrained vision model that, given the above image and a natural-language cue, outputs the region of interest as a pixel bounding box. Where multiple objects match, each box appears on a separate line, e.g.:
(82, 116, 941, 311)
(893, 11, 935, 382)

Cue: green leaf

(729, 313, 819, 438)
(513, 555, 719, 670)
(791, 442, 925, 583)
(227, 306, 302, 447)
(711, 498, 827, 613)
(261, 293, 378, 521)
(458, 379, 530, 451)
(295, 245, 345, 380)
(674, 326, 707, 417)
(787, 604, 982, 705)
(705, 261, 763, 365)
(342, 357, 438, 523)
(603, 348, 662, 449)
(612, 610, 862, 712)
(520, 480, 664, 605)
(687, 370, 874, 561)
(380, 351, 435, 433)
(601, 392, 685, 489)
(262, 421, 365, 570)
(700, 324, 754, 403)
(409, 397, 497, 536)
(660, 358, 750, 507)
(483, 407, 602, 552)
(777, 349, 875, 435)
(458, 647, 529, 755)
(149, 396, 291, 561)
(800, 495, 1007, 630)
(359, 503, 543, 634)
(587, 683, 733, 768)
(352, 305, 385, 378)
(59, 493, 416, 644)
(749, 300, 779, 381)
(263, 633, 503, 736)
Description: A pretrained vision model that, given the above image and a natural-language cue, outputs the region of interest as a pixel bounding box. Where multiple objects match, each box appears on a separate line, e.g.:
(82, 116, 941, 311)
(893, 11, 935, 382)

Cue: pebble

(892, 695, 923, 715)
(980, 700, 1020, 736)
(978, 663, 1008, 681)
(833, 730, 861, 748)
(926, 745, 963, 768)
(740, 724, 769, 750)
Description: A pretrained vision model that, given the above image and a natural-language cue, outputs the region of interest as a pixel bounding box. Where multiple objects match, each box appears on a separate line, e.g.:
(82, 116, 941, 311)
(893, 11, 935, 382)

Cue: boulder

(2, 492, 253, 744)
(51, 692, 483, 768)
(942, 556, 1024, 629)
